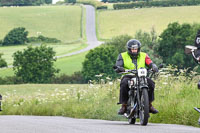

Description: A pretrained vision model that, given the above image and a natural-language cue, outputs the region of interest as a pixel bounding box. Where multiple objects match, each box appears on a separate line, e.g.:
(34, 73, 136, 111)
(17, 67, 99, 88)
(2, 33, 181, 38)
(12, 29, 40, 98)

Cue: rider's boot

(118, 104, 127, 115)
(149, 102, 159, 114)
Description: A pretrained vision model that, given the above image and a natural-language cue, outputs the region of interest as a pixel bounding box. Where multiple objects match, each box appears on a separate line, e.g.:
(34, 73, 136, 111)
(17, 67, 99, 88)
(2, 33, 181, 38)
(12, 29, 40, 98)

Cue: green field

(0, 43, 87, 65)
(97, 6, 200, 40)
(55, 52, 88, 75)
(0, 5, 87, 77)
(0, 5, 82, 42)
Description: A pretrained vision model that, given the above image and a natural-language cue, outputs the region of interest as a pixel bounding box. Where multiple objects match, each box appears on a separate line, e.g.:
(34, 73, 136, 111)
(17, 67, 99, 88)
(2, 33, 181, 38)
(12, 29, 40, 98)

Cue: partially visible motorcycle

(0, 94, 2, 111)
(116, 65, 160, 126)
(185, 45, 200, 125)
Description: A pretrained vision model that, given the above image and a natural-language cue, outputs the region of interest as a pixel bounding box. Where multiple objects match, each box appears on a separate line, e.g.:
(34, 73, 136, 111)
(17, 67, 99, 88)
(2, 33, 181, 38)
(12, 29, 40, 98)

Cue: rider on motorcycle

(191, 30, 200, 88)
(114, 39, 159, 115)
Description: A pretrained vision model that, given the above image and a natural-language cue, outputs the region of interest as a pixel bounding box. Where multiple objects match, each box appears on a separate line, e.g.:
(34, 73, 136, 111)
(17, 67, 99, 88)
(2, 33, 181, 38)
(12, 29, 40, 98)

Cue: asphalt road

(0, 116, 200, 133)
(56, 5, 102, 58)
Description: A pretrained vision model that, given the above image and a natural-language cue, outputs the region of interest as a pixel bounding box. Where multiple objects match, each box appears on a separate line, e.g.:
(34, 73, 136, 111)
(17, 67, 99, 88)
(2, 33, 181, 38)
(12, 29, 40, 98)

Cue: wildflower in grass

(62, 93, 67, 96)
(89, 84, 94, 87)
(109, 82, 113, 85)
(162, 82, 168, 85)
(95, 74, 103, 77)
(106, 77, 111, 80)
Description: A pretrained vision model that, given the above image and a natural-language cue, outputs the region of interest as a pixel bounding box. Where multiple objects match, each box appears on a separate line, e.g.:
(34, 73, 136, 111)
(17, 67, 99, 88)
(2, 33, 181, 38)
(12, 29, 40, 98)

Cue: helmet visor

(128, 44, 139, 49)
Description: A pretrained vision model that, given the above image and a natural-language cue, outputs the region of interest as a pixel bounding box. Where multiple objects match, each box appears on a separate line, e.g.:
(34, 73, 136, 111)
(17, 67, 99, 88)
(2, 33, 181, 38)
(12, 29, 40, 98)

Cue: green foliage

(52, 71, 86, 84)
(65, 0, 76, 3)
(0, 53, 7, 68)
(105, 34, 132, 54)
(134, 28, 163, 65)
(27, 35, 61, 43)
(158, 22, 200, 69)
(113, 0, 200, 10)
(3, 27, 28, 46)
(82, 46, 118, 82)
(0, 0, 52, 6)
(96, 5, 108, 10)
(13, 45, 59, 83)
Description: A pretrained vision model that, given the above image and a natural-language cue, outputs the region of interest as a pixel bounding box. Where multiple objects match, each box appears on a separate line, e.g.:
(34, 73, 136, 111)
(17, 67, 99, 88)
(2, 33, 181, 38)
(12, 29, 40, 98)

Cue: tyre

(128, 117, 136, 124)
(139, 88, 149, 125)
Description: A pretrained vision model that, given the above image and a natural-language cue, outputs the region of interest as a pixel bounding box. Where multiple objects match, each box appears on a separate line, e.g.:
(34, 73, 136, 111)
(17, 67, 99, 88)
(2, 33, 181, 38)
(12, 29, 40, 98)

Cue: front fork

(194, 107, 200, 125)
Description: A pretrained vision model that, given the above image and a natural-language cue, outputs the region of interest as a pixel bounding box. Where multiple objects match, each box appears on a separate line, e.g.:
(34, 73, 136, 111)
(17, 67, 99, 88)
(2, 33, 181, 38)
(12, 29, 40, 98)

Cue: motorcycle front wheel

(139, 88, 149, 126)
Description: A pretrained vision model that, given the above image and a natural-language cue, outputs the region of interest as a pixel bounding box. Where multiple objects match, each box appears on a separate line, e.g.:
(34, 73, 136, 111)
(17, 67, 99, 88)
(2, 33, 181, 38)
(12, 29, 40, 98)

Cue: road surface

(0, 116, 199, 133)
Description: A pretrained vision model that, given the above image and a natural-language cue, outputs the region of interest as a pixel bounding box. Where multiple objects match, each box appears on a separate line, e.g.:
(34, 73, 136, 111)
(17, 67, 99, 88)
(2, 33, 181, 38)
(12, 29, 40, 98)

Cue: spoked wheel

(128, 117, 136, 124)
(139, 89, 149, 126)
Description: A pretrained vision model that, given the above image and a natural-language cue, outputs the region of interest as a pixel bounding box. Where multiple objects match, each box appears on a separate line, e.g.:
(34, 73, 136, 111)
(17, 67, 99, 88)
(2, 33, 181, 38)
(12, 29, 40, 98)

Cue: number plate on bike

(138, 68, 147, 77)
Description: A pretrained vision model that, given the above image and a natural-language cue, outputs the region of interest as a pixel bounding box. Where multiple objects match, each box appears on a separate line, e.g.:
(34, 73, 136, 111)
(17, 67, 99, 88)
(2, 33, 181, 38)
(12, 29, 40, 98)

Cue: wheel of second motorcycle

(128, 117, 136, 124)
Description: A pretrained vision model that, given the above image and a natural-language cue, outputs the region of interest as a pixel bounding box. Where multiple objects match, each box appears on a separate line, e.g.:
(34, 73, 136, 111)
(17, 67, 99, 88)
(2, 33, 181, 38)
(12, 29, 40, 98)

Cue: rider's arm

(145, 54, 152, 66)
(145, 54, 158, 72)
(114, 54, 125, 73)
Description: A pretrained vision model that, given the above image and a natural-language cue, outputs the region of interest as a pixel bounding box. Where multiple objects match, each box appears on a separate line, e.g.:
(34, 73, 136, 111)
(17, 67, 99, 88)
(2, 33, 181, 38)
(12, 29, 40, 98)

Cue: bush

(0, 53, 7, 68)
(0, 76, 23, 85)
(13, 45, 59, 83)
(113, 0, 200, 10)
(52, 71, 86, 84)
(2, 27, 28, 46)
(97, 6, 108, 10)
(27, 35, 61, 43)
(82, 46, 118, 82)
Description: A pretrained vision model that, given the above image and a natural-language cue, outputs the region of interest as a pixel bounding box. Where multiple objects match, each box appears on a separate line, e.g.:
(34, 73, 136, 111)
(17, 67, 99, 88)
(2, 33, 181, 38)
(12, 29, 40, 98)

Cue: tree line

(113, 0, 200, 10)
(0, 0, 52, 6)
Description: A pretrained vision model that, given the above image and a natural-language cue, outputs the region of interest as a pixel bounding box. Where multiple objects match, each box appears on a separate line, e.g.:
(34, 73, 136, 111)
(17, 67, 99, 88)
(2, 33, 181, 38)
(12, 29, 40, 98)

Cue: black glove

(151, 63, 158, 73)
(113, 66, 125, 73)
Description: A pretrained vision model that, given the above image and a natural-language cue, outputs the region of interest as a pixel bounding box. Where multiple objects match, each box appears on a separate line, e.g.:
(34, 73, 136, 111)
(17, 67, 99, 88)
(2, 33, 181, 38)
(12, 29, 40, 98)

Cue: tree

(45, 0, 52, 4)
(157, 22, 200, 69)
(13, 45, 59, 83)
(3, 27, 28, 45)
(134, 28, 162, 65)
(0, 53, 7, 68)
(105, 34, 132, 54)
(82, 46, 118, 82)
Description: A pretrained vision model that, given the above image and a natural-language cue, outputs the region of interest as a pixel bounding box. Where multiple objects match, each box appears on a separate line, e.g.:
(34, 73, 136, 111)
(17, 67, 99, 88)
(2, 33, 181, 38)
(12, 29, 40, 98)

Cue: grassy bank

(97, 6, 200, 40)
(0, 73, 200, 127)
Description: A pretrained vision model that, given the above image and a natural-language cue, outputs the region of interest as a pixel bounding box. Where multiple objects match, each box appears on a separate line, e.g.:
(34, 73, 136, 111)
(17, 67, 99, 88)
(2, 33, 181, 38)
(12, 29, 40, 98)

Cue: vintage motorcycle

(118, 66, 160, 126)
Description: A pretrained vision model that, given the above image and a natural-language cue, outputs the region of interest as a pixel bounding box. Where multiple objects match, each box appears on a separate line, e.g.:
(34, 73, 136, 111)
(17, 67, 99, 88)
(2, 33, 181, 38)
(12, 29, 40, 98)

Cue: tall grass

(0, 70, 200, 127)
(97, 6, 200, 40)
